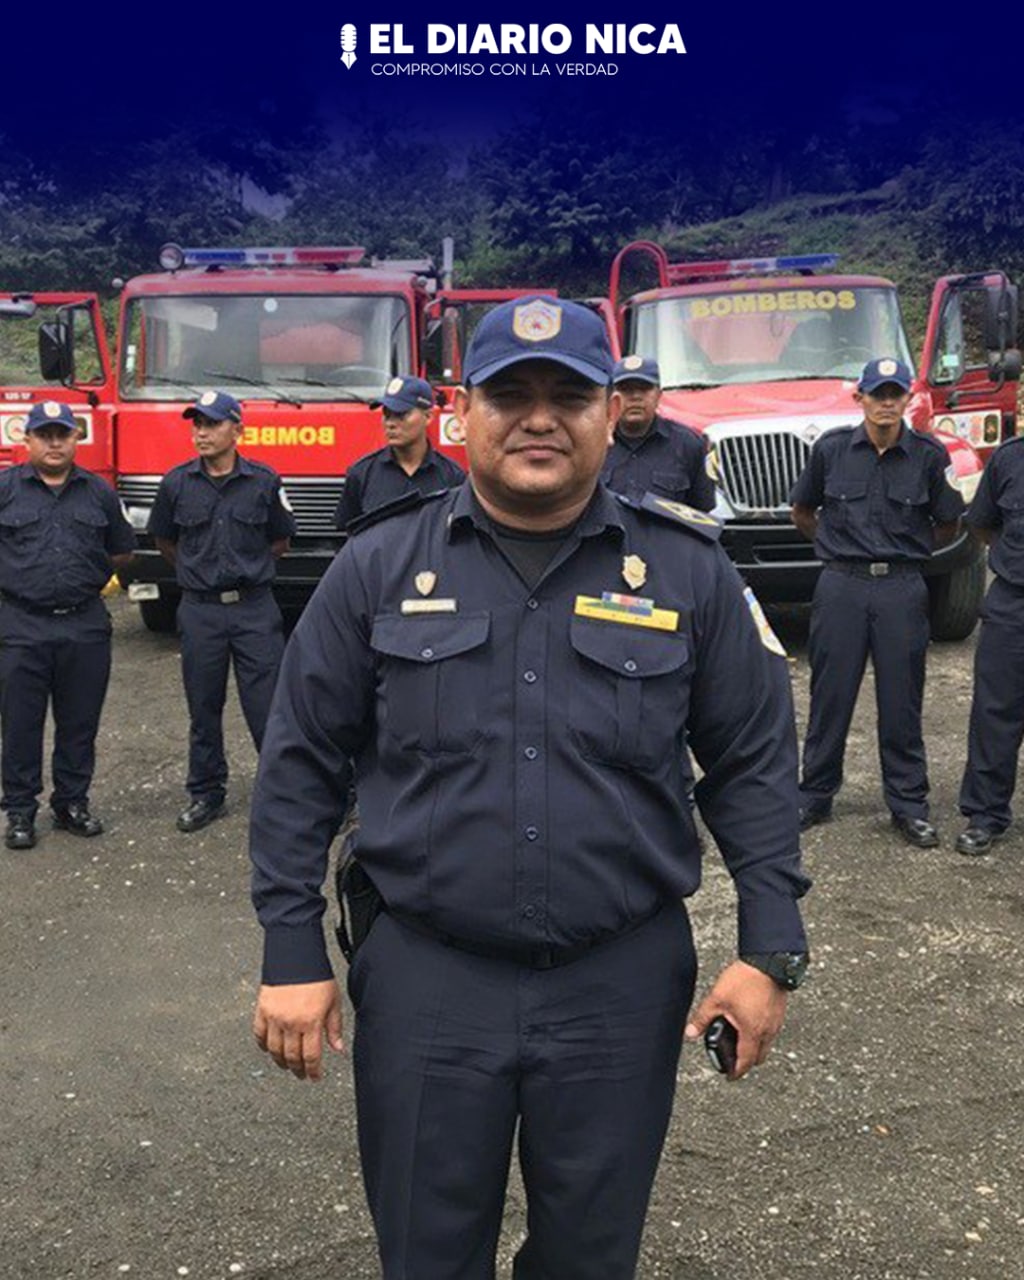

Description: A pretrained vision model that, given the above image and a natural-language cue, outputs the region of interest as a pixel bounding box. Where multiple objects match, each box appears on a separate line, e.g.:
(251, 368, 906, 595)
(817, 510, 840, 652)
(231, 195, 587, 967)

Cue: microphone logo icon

(340, 24, 357, 68)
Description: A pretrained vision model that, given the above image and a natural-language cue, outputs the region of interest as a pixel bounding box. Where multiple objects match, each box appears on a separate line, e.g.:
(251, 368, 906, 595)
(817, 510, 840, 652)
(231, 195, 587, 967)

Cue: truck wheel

(139, 596, 179, 633)
(927, 548, 986, 642)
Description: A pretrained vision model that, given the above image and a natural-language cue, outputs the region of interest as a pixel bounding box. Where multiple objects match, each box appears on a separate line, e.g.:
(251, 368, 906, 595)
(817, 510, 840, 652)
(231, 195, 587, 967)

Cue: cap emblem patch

(623, 355, 644, 371)
(513, 299, 562, 343)
(43, 401, 62, 418)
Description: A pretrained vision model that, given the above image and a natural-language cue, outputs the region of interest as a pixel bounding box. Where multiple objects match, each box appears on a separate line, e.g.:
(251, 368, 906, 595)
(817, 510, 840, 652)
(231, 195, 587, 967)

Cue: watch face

(777, 952, 810, 989)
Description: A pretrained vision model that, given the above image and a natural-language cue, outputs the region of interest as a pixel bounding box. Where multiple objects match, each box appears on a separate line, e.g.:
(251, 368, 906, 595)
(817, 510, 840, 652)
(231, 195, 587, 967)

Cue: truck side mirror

(983, 281, 1018, 355)
(989, 347, 1022, 382)
(39, 321, 73, 383)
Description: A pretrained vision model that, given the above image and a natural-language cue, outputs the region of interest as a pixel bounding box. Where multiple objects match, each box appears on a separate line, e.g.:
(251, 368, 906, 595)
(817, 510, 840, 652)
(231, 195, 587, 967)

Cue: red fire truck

(609, 242, 1021, 639)
(0, 293, 114, 480)
(1, 245, 618, 629)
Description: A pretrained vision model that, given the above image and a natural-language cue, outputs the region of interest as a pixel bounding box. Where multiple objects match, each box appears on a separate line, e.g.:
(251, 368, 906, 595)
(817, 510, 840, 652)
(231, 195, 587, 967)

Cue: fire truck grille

(117, 476, 345, 538)
(716, 433, 810, 511)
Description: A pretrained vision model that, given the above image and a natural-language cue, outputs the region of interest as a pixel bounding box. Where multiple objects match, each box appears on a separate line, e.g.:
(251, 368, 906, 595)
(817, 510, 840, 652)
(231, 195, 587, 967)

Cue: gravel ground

(2, 593, 1022, 1280)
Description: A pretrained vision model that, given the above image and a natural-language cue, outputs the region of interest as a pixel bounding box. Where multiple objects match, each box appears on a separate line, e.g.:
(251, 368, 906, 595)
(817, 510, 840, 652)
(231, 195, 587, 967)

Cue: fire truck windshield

(632, 285, 913, 388)
(119, 293, 412, 402)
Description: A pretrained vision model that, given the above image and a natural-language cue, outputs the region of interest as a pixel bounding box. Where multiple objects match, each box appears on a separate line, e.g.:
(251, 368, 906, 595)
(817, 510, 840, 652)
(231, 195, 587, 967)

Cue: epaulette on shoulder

(628, 491, 723, 542)
(345, 488, 449, 537)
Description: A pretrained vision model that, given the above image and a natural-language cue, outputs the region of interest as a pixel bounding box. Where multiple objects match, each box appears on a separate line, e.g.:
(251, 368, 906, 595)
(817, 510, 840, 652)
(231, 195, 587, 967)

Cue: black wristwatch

(740, 951, 810, 991)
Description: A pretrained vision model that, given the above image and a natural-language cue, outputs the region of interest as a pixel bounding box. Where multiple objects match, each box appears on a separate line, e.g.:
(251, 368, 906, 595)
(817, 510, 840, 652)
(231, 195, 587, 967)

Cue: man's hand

(253, 979, 344, 1082)
(683, 960, 789, 1080)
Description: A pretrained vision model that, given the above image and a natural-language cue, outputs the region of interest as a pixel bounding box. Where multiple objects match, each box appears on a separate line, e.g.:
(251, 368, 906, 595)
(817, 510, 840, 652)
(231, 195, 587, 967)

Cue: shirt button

(421, 647, 434, 659)
(523, 670, 537, 683)
(524, 826, 539, 841)
(524, 746, 538, 760)
(624, 659, 637, 673)
(526, 598, 539, 610)
(522, 904, 536, 919)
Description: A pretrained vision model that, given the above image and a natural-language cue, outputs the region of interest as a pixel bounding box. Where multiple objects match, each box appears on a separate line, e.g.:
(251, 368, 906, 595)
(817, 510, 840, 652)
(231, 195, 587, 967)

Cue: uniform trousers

(800, 566, 931, 819)
(177, 590, 284, 803)
(0, 599, 112, 817)
(348, 901, 696, 1280)
(958, 577, 1024, 832)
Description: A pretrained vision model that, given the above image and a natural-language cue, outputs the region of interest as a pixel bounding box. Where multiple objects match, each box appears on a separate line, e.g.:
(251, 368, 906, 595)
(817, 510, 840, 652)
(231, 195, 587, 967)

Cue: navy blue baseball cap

(463, 296, 613, 386)
(23, 400, 78, 433)
(858, 358, 912, 394)
(183, 390, 243, 423)
(612, 356, 661, 386)
(371, 375, 434, 414)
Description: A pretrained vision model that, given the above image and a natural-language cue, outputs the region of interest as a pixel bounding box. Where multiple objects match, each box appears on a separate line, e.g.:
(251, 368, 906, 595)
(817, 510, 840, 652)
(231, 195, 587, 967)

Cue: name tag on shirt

(400, 598, 458, 615)
(574, 593, 679, 632)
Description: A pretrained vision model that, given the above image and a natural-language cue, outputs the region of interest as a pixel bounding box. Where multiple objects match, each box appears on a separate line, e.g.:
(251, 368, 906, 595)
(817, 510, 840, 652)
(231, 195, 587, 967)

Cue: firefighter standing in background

(334, 375, 464, 531)
(600, 356, 715, 511)
(148, 391, 296, 833)
(955, 435, 1024, 855)
(0, 401, 135, 850)
(790, 358, 964, 846)
(250, 298, 809, 1280)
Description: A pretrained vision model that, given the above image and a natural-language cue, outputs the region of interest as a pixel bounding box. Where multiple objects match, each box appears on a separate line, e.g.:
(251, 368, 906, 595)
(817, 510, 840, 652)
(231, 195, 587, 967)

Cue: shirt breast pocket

(230, 499, 272, 553)
(823, 479, 867, 531)
(72, 507, 110, 545)
(0, 507, 42, 547)
(568, 616, 689, 772)
(650, 469, 689, 499)
(370, 611, 491, 755)
(1000, 499, 1024, 550)
(884, 476, 930, 534)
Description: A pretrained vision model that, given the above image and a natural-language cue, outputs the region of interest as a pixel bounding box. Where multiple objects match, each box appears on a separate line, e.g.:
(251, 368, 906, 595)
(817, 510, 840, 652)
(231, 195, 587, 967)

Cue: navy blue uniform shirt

(966, 435, 1024, 588)
(0, 464, 135, 608)
(335, 443, 465, 530)
(601, 415, 715, 511)
(790, 422, 964, 561)
(251, 483, 810, 984)
(148, 456, 296, 592)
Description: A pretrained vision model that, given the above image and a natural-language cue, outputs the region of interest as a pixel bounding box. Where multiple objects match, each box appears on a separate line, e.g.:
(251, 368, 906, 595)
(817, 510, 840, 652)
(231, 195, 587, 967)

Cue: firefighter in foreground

(148, 391, 296, 833)
(790, 358, 964, 846)
(0, 400, 135, 850)
(333, 374, 464, 531)
(250, 298, 810, 1280)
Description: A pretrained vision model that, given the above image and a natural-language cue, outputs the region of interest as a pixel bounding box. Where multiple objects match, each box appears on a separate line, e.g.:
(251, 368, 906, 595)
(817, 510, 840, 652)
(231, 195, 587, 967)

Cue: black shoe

(5, 813, 37, 850)
(799, 804, 832, 831)
(891, 815, 940, 849)
(955, 825, 1004, 857)
(51, 803, 104, 837)
(176, 797, 227, 833)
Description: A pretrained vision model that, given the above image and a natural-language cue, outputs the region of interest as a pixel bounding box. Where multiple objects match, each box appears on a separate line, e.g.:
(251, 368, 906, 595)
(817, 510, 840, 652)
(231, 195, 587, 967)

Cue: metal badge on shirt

(401, 569, 457, 614)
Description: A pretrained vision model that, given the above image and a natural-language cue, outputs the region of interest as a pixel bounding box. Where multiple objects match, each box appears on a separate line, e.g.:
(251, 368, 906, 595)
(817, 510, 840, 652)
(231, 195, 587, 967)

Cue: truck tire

(927, 547, 986, 642)
(139, 596, 179, 634)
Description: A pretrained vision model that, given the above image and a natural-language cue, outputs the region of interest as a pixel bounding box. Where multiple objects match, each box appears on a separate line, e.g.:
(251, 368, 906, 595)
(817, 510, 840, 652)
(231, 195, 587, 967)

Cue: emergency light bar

(664, 253, 839, 282)
(158, 243, 367, 271)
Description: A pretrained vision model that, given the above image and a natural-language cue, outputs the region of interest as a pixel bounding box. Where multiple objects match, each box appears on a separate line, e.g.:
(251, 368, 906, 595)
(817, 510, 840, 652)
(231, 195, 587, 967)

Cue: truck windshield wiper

(201, 369, 304, 409)
(272, 377, 371, 403)
(661, 380, 719, 391)
(142, 375, 203, 394)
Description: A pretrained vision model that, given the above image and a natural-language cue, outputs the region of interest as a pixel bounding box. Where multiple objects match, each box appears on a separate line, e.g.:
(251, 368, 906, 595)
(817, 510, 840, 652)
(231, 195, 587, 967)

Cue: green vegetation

(2, 103, 1022, 358)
